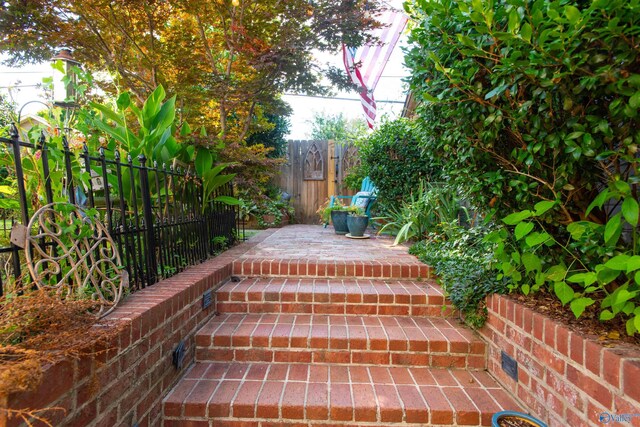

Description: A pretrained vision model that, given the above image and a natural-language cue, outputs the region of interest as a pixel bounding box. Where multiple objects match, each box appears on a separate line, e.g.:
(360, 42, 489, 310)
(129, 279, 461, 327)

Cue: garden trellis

(0, 124, 238, 296)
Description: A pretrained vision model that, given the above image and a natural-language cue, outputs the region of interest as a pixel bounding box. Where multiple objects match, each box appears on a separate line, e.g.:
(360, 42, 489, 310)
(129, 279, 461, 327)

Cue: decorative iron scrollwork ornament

(24, 203, 128, 318)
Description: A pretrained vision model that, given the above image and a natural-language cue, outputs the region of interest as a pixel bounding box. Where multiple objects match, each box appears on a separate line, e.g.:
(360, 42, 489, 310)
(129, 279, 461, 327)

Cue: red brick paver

(162, 226, 521, 426)
(196, 313, 485, 369)
(164, 362, 520, 425)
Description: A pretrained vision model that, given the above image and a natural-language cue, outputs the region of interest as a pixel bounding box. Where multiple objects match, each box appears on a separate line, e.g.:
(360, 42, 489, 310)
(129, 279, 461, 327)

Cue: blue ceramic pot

(330, 210, 349, 235)
(492, 411, 547, 427)
(347, 215, 369, 237)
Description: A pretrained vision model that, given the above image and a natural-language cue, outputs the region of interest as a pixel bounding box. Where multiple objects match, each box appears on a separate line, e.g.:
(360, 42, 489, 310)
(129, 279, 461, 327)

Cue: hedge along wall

(1, 231, 275, 427)
(480, 294, 640, 427)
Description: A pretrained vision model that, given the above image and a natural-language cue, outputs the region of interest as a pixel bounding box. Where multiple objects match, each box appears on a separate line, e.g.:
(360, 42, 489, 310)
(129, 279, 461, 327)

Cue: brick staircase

(163, 227, 520, 426)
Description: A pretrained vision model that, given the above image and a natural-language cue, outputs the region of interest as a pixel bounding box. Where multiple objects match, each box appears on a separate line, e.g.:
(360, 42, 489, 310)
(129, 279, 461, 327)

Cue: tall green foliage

(359, 118, 442, 206)
(406, 0, 640, 224)
(406, 0, 640, 333)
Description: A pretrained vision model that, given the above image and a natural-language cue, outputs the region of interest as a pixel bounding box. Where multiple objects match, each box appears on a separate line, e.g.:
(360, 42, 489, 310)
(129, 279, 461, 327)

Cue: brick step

(216, 277, 455, 317)
(232, 258, 431, 279)
(196, 314, 486, 369)
(163, 361, 521, 426)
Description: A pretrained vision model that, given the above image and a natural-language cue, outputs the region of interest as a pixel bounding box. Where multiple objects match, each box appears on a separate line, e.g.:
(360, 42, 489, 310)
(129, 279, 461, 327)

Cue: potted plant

(492, 411, 547, 427)
(346, 207, 369, 238)
(318, 200, 360, 235)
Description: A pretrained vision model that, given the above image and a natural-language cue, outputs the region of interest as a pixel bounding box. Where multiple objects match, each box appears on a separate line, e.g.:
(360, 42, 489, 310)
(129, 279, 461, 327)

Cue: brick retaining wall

(2, 231, 276, 427)
(480, 294, 640, 427)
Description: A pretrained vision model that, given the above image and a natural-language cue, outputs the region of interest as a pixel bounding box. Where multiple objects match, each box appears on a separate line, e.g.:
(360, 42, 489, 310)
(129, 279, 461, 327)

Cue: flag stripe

(343, 44, 377, 129)
(342, 9, 407, 128)
(355, 11, 408, 91)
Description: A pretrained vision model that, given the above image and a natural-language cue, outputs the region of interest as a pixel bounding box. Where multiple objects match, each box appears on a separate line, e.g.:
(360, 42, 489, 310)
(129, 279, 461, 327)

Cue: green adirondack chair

(329, 176, 378, 217)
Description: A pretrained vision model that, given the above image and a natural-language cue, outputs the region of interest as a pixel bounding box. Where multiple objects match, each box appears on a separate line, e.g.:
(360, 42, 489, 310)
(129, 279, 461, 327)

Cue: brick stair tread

(196, 314, 485, 369)
(163, 361, 522, 426)
(232, 258, 431, 279)
(216, 277, 454, 316)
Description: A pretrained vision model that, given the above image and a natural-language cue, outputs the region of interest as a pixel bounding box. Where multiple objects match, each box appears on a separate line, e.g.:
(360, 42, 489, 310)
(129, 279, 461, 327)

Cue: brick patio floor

(163, 225, 521, 426)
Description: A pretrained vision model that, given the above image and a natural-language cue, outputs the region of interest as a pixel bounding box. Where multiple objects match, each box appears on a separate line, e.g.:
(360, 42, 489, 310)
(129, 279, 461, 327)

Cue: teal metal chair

(329, 176, 378, 217)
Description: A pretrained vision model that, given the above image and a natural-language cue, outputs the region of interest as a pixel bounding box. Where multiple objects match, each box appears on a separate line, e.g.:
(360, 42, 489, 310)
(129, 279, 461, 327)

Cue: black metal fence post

(7, 124, 29, 295)
(138, 155, 158, 285)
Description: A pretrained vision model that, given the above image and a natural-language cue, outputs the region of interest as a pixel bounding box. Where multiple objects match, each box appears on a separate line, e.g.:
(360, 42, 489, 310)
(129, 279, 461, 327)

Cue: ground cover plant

(405, 0, 640, 334)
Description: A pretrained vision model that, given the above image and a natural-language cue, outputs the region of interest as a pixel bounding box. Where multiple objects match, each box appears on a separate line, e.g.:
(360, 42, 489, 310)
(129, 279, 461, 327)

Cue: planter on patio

(346, 214, 369, 237)
(492, 411, 547, 427)
(330, 210, 349, 235)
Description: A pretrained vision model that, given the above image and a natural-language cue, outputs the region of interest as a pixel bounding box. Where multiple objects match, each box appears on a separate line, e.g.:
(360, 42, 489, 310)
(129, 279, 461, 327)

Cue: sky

(0, 0, 410, 137)
(283, 36, 410, 139)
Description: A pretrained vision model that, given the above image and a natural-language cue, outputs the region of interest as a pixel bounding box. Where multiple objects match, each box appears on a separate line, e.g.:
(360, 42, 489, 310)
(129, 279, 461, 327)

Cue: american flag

(342, 10, 408, 129)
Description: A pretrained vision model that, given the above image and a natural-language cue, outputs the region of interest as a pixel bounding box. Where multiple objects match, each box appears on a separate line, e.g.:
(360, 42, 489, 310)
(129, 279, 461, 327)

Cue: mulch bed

(509, 290, 640, 348)
(497, 415, 541, 427)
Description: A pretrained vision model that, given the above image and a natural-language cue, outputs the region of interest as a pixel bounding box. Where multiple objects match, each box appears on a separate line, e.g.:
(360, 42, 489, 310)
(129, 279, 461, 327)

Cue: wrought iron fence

(0, 124, 239, 295)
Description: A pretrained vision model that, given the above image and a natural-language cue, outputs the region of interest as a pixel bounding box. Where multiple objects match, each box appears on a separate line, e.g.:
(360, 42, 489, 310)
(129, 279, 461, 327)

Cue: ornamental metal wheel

(24, 203, 128, 318)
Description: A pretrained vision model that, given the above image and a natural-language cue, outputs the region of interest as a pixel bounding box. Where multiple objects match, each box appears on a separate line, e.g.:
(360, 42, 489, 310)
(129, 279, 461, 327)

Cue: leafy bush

(359, 118, 442, 206)
(491, 185, 640, 335)
(406, 0, 640, 225)
(378, 182, 465, 245)
(410, 224, 505, 328)
(405, 0, 640, 333)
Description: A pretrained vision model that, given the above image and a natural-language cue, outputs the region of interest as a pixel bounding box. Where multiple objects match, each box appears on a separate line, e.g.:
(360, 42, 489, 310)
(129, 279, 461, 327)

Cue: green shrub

(359, 118, 442, 206)
(406, 0, 640, 334)
(406, 0, 640, 225)
(410, 224, 505, 328)
(377, 182, 465, 245)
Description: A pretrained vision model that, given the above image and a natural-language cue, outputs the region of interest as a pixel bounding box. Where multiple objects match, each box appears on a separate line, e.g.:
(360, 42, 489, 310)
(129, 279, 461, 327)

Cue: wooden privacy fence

(276, 140, 360, 224)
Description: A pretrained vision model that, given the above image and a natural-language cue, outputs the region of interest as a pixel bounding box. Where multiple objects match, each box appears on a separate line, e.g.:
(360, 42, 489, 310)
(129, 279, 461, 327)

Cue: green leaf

(180, 122, 192, 137)
(515, 222, 534, 240)
(522, 252, 542, 273)
(564, 6, 581, 24)
(526, 232, 551, 246)
(600, 310, 615, 321)
(195, 149, 213, 177)
(630, 92, 640, 109)
(503, 210, 533, 225)
(151, 95, 177, 133)
(485, 84, 508, 100)
(604, 213, 622, 246)
(520, 23, 532, 42)
(586, 189, 609, 216)
(213, 195, 240, 205)
(567, 272, 597, 287)
(508, 9, 520, 33)
(612, 289, 637, 309)
(605, 254, 631, 271)
(534, 200, 556, 216)
(554, 281, 575, 305)
(614, 180, 631, 195)
(547, 265, 566, 282)
(567, 222, 586, 239)
(570, 297, 594, 318)
(0, 199, 19, 209)
(626, 318, 637, 336)
(90, 102, 125, 126)
(597, 267, 620, 285)
(622, 197, 639, 227)
(116, 92, 131, 111)
(422, 92, 439, 103)
(566, 131, 584, 140)
(522, 284, 530, 295)
(142, 85, 166, 127)
(634, 315, 640, 333)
